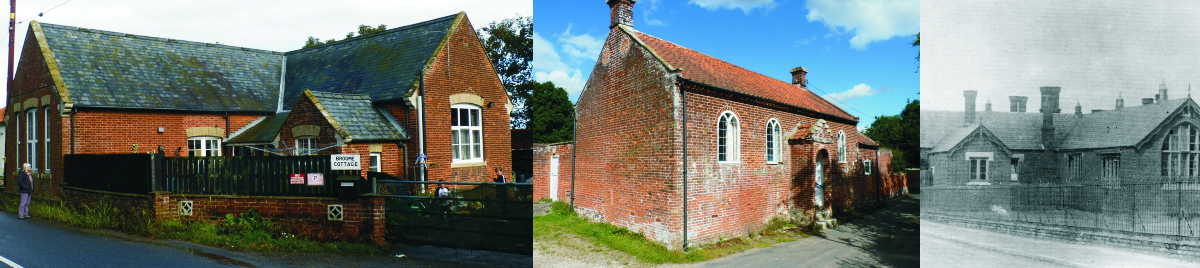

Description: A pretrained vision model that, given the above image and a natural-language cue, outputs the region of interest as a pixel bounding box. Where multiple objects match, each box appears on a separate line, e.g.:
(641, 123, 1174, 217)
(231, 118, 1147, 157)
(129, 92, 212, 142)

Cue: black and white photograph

(922, 0, 1200, 266)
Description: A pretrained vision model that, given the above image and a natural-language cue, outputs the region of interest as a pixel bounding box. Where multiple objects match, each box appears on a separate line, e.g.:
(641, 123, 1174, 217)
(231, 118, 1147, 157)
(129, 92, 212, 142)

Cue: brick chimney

(1144, 98, 1155, 105)
(1160, 80, 1169, 102)
(1009, 96, 1028, 112)
(1116, 92, 1124, 110)
(608, 0, 637, 29)
(964, 90, 978, 125)
(1040, 86, 1061, 150)
(791, 67, 808, 87)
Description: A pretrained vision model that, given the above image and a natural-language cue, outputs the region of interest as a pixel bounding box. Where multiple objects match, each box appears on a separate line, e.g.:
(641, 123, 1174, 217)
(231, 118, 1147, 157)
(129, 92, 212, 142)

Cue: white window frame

(15, 111, 19, 169)
(1102, 154, 1120, 188)
(837, 131, 847, 163)
(864, 159, 872, 175)
(765, 119, 781, 164)
(26, 108, 36, 172)
(718, 111, 740, 163)
(43, 106, 50, 173)
(295, 136, 316, 156)
(188, 136, 222, 157)
(451, 104, 484, 163)
(370, 152, 382, 172)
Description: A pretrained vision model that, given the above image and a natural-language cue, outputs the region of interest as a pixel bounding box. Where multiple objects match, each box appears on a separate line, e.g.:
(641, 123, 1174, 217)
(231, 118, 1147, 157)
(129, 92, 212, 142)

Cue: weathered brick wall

(931, 136, 1014, 186)
(280, 96, 341, 156)
(684, 90, 861, 246)
(532, 142, 573, 201)
(403, 15, 511, 186)
(7, 29, 60, 197)
(575, 27, 685, 248)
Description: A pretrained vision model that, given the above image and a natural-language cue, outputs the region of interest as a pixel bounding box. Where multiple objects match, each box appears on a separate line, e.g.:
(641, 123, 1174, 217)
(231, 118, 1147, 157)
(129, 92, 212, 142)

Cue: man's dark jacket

(17, 170, 32, 193)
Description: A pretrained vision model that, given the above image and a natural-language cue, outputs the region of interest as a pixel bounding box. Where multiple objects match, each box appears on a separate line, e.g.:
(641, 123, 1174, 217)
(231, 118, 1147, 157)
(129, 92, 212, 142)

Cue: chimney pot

(790, 66, 808, 87)
(607, 0, 637, 29)
(1144, 98, 1155, 105)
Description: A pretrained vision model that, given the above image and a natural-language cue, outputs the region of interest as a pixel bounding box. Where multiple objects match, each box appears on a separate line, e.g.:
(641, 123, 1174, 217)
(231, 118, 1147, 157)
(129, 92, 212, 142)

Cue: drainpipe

(404, 104, 411, 180)
(419, 71, 428, 186)
(680, 80, 689, 251)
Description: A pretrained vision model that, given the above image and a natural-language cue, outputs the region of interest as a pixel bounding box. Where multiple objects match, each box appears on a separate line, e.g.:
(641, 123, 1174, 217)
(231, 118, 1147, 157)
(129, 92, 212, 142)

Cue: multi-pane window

(718, 112, 739, 162)
(969, 157, 987, 181)
(1010, 158, 1020, 181)
(26, 108, 36, 172)
(370, 153, 382, 172)
(1067, 154, 1082, 183)
(837, 131, 847, 163)
(1162, 124, 1200, 178)
(15, 111, 19, 170)
(451, 104, 483, 162)
(295, 137, 316, 156)
(865, 159, 872, 175)
(1102, 155, 1120, 187)
(765, 119, 781, 163)
(44, 106, 49, 172)
(188, 137, 221, 156)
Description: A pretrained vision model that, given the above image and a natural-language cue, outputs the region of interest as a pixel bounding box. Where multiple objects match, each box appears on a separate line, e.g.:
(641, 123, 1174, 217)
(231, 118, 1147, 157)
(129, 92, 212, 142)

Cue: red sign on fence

(290, 174, 305, 185)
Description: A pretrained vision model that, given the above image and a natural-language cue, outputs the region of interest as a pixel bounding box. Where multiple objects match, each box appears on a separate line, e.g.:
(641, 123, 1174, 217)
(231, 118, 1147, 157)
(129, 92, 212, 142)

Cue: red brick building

(6, 12, 510, 199)
(567, 0, 875, 249)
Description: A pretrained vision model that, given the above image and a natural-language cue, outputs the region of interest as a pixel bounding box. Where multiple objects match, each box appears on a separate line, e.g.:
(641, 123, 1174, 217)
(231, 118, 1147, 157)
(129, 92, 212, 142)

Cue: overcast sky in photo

(922, 0, 1200, 113)
(533, 0, 919, 130)
(0, 0, 532, 101)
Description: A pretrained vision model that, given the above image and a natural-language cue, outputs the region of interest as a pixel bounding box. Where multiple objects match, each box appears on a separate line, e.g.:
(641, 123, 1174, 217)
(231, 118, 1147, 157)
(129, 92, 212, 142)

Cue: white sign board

(331, 154, 362, 170)
(306, 173, 324, 186)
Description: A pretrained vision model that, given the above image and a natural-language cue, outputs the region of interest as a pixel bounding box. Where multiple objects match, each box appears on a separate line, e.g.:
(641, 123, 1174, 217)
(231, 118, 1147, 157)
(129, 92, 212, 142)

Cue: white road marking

(0, 255, 23, 268)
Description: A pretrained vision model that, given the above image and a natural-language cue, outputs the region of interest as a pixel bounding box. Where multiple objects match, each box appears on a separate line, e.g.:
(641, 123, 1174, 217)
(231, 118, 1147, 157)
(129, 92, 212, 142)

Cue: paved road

(0, 213, 252, 268)
(922, 220, 1200, 268)
(694, 195, 920, 268)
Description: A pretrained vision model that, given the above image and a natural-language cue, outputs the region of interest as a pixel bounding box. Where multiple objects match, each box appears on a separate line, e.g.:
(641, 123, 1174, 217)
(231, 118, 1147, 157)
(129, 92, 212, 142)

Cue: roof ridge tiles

(38, 21, 283, 55)
(284, 13, 459, 55)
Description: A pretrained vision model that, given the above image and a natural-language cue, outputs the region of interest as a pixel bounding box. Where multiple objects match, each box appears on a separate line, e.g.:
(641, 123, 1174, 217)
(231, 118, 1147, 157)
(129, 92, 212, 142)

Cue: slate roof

(282, 13, 460, 110)
(625, 27, 855, 122)
(306, 90, 408, 141)
(36, 22, 283, 112)
(226, 111, 290, 144)
(1059, 98, 1191, 150)
(921, 110, 1080, 151)
(931, 124, 1011, 154)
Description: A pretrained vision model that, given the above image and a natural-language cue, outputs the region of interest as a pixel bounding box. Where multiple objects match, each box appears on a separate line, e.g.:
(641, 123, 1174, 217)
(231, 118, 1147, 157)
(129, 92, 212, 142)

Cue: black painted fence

(64, 154, 362, 197)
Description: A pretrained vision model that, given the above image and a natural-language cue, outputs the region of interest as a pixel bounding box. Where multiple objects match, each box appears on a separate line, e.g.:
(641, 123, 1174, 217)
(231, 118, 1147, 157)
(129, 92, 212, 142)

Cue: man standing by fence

(17, 163, 32, 219)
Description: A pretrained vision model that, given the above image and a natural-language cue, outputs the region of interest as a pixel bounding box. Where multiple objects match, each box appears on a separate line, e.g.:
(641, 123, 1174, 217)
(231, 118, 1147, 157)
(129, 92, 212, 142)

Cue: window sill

(766, 161, 780, 165)
(718, 161, 740, 165)
(967, 181, 991, 186)
(450, 161, 487, 168)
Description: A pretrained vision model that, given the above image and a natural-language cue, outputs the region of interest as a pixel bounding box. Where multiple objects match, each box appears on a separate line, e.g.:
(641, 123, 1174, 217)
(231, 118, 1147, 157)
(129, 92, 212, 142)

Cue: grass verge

(533, 201, 810, 264)
(0, 193, 382, 255)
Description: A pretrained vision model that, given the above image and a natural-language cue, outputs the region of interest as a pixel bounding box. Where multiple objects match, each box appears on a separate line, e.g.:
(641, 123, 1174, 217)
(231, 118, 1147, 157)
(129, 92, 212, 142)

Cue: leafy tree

(303, 24, 388, 49)
(913, 32, 920, 71)
(478, 16, 533, 128)
(526, 81, 574, 143)
(863, 99, 919, 171)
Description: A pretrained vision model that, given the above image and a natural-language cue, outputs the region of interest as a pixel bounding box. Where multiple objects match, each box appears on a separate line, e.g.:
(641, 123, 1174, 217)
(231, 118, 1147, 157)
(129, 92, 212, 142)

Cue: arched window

(765, 119, 781, 163)
(718, 112, 740, 162)
(26, 108, 37, 171)
(837, 131, 847, 163)
(1162, 124, 1200, 178)
(452, 103, 483, 162)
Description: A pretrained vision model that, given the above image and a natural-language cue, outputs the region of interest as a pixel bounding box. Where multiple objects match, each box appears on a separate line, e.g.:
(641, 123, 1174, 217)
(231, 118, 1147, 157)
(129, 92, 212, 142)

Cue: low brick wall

(925, 212, 1200, 258)
(63, 186, 386, 245)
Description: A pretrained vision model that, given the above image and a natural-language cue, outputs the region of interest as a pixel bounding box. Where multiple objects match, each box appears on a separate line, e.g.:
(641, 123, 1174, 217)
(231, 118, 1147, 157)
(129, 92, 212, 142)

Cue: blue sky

(532, 0, 919, 129)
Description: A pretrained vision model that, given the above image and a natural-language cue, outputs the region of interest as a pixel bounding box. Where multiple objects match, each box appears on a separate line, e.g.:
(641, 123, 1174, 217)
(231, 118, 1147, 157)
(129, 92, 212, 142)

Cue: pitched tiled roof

(627, 27, 855, 122)
(857, 132, 879, 148)
(282, 13, 460, 110)
(1059, 98, 1191, 150)
(921, 110, 1080, 151)
(306, 90, 408, 141)
(0, 107, 6, 123)
(226, 111, 290, 144)
(36, 22, 283, 112)
(931, 124, 1011, 154)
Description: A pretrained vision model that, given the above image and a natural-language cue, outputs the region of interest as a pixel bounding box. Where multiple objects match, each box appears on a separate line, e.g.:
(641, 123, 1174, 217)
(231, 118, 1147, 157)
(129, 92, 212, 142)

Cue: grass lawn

(533, 201, 812, 264)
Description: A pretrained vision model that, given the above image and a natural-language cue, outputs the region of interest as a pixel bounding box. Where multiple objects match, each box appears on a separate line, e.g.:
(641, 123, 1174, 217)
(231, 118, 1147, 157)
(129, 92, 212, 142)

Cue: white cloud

(822, 83, 886, 102)
(805, 0, 919, 50)
(532, 30, 589, 102)
(557, 25, 605, 61)
(794, 35, 818, 46)
(689, 0, 776, 14)
(643, 0, 667, 26)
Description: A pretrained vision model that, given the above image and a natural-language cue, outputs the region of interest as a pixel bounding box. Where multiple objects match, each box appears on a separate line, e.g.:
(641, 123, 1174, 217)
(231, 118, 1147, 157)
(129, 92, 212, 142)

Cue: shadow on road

(814, 195, 921, 268)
